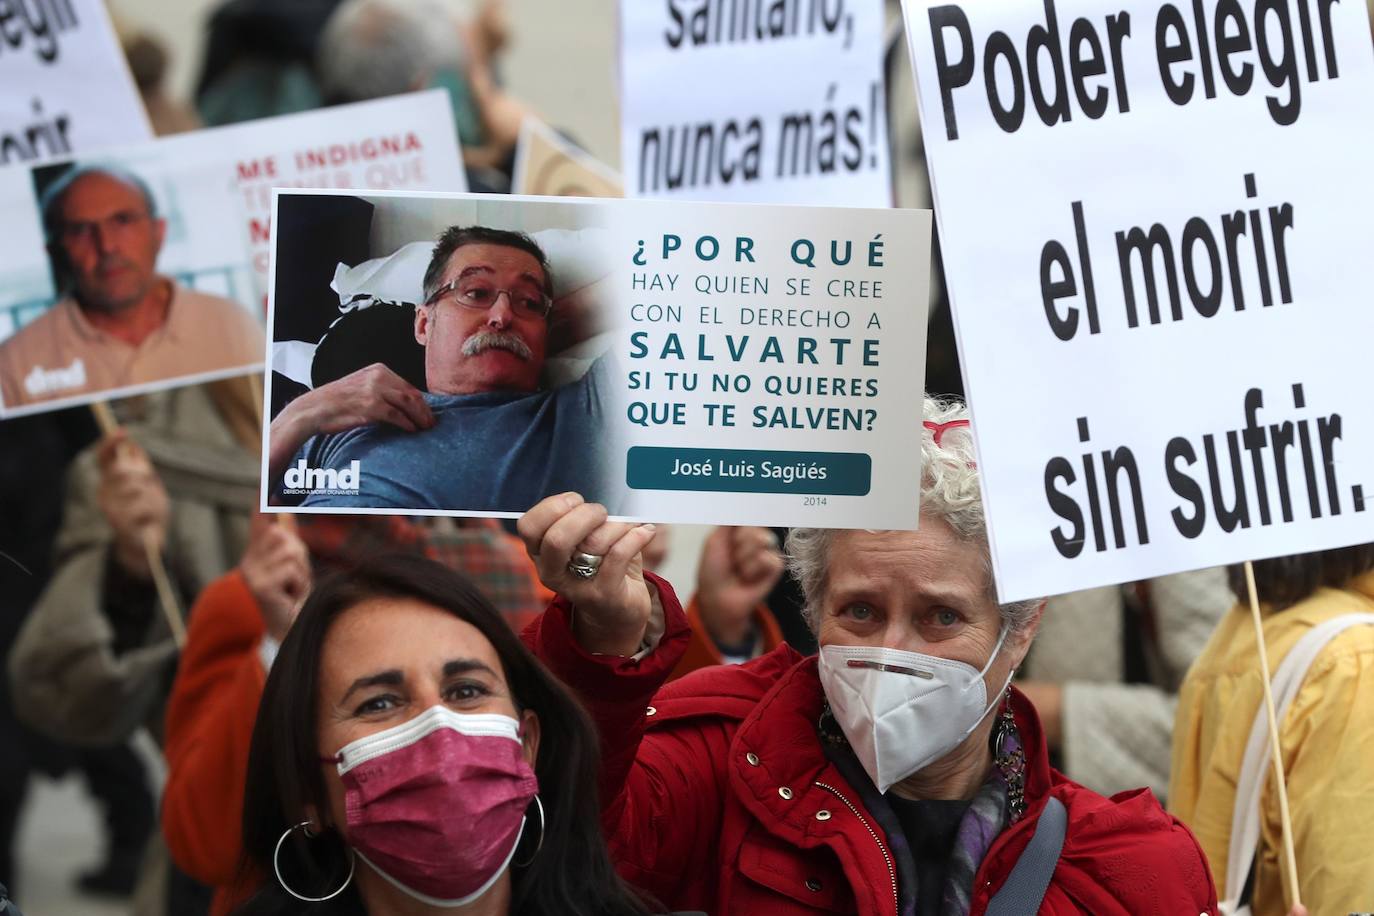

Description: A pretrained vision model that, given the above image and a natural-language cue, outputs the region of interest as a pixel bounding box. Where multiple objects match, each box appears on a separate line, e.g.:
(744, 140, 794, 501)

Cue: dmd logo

(24, 357, 85, 396)
(282, 459, 361, 496)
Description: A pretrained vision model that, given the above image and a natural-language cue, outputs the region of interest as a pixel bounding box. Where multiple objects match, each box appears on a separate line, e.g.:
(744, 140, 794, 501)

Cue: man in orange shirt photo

(0, 164, 264, 410)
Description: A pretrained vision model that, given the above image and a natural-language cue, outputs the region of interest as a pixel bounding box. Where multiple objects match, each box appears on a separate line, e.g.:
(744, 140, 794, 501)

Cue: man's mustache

(461, 331, 532, 360)
(92, 256, 138, 276)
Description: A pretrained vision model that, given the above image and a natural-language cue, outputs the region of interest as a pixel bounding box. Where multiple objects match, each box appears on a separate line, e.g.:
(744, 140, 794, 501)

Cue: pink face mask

(326, 706, 538, 907)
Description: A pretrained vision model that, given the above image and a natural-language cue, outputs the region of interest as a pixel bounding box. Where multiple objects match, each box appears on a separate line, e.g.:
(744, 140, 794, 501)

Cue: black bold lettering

(1156, 5, 1196, 106)
(1221, 209, 1249, 311)
(1069, 17, 1109, 118)
(1318, 413, 1343, 514)
(929, 6, 976, 140)
(1106, 13, 1133, 112)
(1182, 216, 1223, 317)
(1269, 203, 1294, 304)
(666, 0, 685, 47)
(1166, 437, 1207, 537)
(1317, 0, 1340, 78)
(1204, 432, 1251, 531)
(1214, 0, 1255, 94)
(1271, 419, 1297, 522)
(1040, 239, 1079, 340)
(638, 130, 663, 193)
(1027, 0, 1072, 126)
(985, 30, 1027, 132)
(1045, 457, 1086, 558)
(1255, 0, 1302, 125)
(1116, 225, 1181, 327)
(1103, 447, 1150, 547)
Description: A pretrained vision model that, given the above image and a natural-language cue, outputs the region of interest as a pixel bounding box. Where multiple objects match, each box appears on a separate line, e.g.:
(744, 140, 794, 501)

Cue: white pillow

(330, 240, 431, 308)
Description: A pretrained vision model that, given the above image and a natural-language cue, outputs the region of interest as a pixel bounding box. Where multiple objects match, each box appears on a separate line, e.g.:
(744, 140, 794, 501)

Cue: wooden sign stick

(248, 372, 264, 427)
(90, 401, 187, 650)
(1242, 559, 1302, 908)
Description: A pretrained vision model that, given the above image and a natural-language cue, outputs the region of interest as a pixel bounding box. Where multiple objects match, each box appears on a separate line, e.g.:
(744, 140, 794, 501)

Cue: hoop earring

(513, 795, 545, 868)
(274, 821, 356, 902)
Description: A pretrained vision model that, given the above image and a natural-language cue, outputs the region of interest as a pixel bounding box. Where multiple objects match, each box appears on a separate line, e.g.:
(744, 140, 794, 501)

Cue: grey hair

(40, 163, 158, 244)
(316, 0, 462, 105)
(785, 396, 1042, 635)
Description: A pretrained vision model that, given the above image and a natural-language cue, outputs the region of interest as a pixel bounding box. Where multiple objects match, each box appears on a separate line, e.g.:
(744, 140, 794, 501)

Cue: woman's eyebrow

(827, 582, 883, 603)
(341, 669, 403, 703)
(441, 659, 499, 679)
(915, 585, 977, 607)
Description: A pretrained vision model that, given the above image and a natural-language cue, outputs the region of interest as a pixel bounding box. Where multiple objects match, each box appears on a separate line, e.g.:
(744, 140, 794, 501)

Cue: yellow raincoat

(1170, 572, 1374, 916)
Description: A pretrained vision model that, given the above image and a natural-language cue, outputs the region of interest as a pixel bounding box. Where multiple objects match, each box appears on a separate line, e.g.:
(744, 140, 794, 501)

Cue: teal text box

(627, 447, 871, 495)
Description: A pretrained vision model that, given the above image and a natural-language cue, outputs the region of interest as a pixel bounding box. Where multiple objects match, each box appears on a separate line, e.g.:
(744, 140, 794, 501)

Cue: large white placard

(0, 0, 151, 163)
(620, 0, 892, 205)
(262, 190, 929, 527)
(904, 0, 1374, 601)
(0, 91, 465, 418)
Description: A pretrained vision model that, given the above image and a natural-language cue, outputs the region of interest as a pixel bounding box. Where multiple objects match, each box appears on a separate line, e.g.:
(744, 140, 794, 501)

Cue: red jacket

(526, 576, 1219, 915)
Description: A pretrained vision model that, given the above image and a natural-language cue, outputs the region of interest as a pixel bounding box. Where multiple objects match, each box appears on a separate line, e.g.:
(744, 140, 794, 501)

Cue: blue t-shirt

(290, 357, 622, 513)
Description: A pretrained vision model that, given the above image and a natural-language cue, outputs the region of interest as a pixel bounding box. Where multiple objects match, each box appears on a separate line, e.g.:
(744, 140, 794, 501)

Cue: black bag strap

(985, 796, 1067, 915)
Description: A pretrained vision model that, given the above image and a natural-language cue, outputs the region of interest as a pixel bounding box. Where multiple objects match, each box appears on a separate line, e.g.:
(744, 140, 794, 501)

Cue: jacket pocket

(736, 828, 858, 914)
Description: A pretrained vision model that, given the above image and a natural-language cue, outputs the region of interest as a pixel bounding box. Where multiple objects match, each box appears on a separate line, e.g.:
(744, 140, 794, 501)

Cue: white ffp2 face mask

(818, 627, 1013, 794)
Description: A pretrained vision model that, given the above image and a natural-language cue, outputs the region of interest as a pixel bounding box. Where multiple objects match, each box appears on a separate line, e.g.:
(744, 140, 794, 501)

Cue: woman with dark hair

(1171, 542, 1374, 916)
(232, 552, 653, 916)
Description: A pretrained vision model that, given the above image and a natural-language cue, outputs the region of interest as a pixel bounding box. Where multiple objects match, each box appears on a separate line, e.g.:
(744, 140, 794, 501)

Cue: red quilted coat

(526, 574, 1219, 916)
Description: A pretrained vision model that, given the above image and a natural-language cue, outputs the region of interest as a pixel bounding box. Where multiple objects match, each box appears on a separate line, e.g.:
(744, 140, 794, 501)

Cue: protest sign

(903, 0, 1374, 602)
(261, 189, 930, 527)
(619, 0, 892, 205)
(0, 90, 465, 418)
(0, 0, 152, 165)
(511, 118, 623, 197)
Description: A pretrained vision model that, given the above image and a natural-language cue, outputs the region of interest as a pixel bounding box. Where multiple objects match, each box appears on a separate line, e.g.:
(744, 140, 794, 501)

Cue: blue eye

(932, 609, 960, 627)
(843, 604, 874, 622)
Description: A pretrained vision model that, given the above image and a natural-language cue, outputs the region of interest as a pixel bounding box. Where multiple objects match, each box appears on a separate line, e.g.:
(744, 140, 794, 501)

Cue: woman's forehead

(319, 597, 505, 684)
(825, 526, 990, 605)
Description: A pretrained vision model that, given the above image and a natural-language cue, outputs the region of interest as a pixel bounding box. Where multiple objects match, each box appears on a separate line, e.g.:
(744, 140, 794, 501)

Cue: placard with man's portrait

(0, 90, 465, 418)
(263, 190, 932, 529)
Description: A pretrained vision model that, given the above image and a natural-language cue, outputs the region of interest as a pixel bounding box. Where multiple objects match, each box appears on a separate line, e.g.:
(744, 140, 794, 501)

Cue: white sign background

(904, 0, 1374, 601)
(0, 91, 466, 418)
(620, 0, 892, 206)
(197, 89, 468, 303)
(0, 0, 151, 163)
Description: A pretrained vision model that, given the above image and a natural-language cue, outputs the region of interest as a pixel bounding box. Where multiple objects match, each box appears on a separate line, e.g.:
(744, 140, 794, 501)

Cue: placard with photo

(0, 90, 466, 417)
(262, 190, 931, 528)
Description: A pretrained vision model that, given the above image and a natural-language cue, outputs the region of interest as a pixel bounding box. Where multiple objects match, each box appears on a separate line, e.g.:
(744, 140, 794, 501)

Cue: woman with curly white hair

(517, 397, 1219, 915)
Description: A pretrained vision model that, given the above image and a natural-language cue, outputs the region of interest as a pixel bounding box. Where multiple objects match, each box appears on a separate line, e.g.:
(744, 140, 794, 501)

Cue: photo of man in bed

(267, 225, 619, 513)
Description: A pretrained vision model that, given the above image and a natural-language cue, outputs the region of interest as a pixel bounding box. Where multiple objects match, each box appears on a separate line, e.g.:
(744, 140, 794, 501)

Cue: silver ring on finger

(567, 551, 604, 579)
